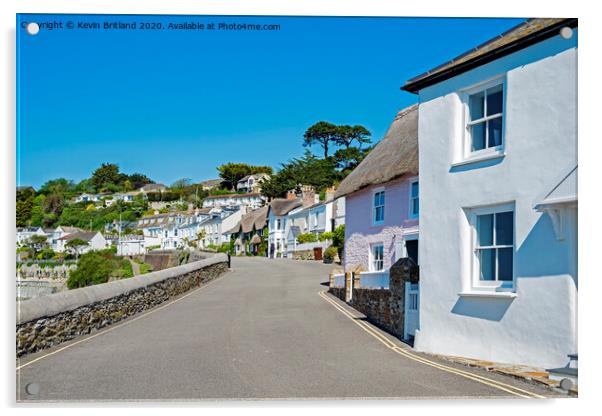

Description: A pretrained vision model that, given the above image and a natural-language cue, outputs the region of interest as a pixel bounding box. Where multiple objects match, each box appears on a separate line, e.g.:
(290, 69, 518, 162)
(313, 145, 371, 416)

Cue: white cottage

(402, 18, 578, 369)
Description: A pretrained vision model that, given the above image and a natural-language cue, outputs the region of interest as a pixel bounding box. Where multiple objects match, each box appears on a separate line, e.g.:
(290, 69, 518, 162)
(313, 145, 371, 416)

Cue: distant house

(113, 191, 138, 203)
(51, 226, 84, 252)
(227, 205, 269, 256)
(336, 104, 419, 274)
(16, 227, 46, 247)
(194, 208, 243, 249)
(202, 193, 265, 210)
(266, 187, 320, 258)
(236, 173, 270, 193)
(200, 178, 222, 191)
(402, 18, 577, 369)
(139, 183, 167, 194)
(73, 193, 101, 204)
(56, 231, 107, 254)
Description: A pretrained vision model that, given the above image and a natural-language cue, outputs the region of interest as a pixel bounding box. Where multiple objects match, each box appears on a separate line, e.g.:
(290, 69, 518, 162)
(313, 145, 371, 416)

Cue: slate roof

(402, 18, 578, 93)
(335, 104, 418, 199)
(141, 183, 166, 192)
(204, 192, 262, 200)
(57, 231, 99, 242)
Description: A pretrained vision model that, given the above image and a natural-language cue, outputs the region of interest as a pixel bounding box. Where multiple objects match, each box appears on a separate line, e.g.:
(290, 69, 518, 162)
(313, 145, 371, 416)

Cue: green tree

(335, 125, 372, 149)
(38, 178, 75, 196)
(127, 173, 153, 189)
(16, 187, 35, 227)
(91, 163, 122, 191)
(217, 163, 273, 191)
(296, 233, 317, 244)
(171, 178, 192, 190)
(260, 152, 341, 199)
(334, 146, 371, 176)
(24, 234, 49, 254)
(303, 121, 338, 158)
(65, 238, 88, 261)
(67, 251, 113, 289)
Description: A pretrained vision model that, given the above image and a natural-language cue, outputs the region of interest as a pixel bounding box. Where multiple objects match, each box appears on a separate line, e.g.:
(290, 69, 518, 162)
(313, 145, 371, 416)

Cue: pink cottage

(335, 104, 419, 274)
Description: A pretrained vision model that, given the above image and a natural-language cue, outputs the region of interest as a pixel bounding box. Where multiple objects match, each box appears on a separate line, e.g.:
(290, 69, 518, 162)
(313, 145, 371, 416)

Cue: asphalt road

(17, 257, 558, 401)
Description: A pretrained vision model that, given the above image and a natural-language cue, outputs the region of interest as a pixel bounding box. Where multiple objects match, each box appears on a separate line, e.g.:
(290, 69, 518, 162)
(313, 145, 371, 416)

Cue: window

(276, 219, 281, 230)
(409, 180, 419, 218)
(371, 244, 384, 271)
(373, 190, 385, 225)
(467, 82, 504, 153)
(473, 208, 514, 284)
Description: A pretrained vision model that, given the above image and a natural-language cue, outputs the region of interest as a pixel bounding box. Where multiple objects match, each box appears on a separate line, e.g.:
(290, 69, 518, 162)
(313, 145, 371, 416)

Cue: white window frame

(408, 178, 419, 219)
(369, 243, 385, 272)
(372, 187, 385, 226)
(468, 202, 515, 291)
(461, 77, 506, 161)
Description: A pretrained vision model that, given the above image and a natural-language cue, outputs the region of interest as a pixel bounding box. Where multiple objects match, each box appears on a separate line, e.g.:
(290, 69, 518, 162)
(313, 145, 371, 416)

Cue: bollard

(227, 252, 231, 268)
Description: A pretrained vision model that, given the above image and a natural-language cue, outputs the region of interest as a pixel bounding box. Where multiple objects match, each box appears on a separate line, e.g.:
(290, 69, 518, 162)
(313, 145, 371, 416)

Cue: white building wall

(416, 32, 577, 368)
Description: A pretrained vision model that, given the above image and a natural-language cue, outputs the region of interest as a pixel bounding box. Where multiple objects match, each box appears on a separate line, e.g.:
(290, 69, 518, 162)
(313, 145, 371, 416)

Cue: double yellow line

(318, 290, 545, 399)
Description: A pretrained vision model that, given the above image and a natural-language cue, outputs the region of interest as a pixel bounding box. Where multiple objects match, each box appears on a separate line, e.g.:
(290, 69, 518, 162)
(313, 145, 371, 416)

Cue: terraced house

(335, 104, 419, 275)
(403, 18, 578, 370)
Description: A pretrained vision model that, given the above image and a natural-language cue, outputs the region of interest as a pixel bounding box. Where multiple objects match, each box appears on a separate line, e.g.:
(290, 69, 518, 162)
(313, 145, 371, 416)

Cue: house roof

(141, 183, 166, 191)
(58, 226, 84, 234)
(335, 105, 418, 199)
(227, 206, 269, 234)
(200, 179, 222, 188)
(204, 192, 262, 200)
(402, 18, 578, 93)
(57, 231, 99, 242)
(269, 198, 303, 217)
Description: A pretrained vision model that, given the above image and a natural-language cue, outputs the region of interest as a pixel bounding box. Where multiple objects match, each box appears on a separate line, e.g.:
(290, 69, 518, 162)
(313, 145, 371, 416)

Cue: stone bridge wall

(17, 254, 229, 357)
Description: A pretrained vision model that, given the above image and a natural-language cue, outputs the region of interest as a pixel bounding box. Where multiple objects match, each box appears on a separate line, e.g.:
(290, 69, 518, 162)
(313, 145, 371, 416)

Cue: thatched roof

(268, 198, 303, 217)
(335, 104, 418, 199)
(227, 205, 269, 234)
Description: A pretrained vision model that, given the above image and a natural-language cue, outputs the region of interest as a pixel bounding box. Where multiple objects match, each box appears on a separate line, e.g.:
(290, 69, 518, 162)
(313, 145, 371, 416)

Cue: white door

(404, 282, 420, 341)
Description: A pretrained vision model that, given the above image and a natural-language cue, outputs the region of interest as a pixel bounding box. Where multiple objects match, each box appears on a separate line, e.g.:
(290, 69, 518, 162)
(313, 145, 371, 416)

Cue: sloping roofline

(402, 18, 577, 94)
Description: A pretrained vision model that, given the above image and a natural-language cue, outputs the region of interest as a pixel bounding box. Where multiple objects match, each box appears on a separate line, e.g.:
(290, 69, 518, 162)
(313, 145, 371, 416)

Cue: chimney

(286, 190, 297, 200)
(301, 185, 316, 207)
(187, 203, 194, 213)
(325, 186, 336, 202)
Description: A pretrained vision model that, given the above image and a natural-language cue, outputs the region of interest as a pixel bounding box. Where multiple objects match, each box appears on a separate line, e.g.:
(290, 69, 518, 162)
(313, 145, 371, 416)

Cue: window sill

(458, 291, 517, 299)
(451, 151, 505, 168)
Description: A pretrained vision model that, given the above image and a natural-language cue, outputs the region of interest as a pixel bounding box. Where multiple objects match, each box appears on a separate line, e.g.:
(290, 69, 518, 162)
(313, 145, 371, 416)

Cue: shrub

(332, 224, 345, 259)
(139, 263, 153, 274)
(67, 252, 113, 289)
(297, 233, 317, 244)
(36, 247, 56, 260)
(318, 232, 334, 242)
(323, 246, 338, 263)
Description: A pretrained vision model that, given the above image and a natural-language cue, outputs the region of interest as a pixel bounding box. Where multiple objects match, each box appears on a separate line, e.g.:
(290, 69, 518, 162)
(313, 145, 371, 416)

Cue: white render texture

(415, 32, 577, 369)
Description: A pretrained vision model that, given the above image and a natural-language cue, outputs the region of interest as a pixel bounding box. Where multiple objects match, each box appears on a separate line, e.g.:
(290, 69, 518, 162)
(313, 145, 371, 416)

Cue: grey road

(17, 257, 557, 401)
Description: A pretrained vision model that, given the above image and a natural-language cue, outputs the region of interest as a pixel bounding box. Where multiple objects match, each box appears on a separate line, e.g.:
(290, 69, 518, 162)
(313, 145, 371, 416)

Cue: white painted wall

(415, 32, 577, 368)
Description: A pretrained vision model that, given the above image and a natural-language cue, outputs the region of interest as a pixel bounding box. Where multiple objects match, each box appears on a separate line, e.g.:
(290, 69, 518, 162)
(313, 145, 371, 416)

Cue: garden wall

(17, 254, 229, 357)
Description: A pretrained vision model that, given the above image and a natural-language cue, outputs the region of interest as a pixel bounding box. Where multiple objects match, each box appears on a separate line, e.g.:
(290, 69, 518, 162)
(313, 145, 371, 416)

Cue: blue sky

(17, 14, 525, 188)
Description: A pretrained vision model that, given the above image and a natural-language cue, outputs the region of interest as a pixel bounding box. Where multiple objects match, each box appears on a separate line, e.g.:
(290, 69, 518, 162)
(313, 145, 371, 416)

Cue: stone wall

(143, 251, 179, 271)
(328, 257, 417, 340)
(16, 254, 228, 357)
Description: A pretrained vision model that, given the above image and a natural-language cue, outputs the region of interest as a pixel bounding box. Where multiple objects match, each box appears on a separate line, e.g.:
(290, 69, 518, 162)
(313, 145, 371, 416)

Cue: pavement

(16, 257, 561, 402)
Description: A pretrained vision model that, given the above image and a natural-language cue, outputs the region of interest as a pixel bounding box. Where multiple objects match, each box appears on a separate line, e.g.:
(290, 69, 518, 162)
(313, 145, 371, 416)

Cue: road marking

(16, 273, 228, 371)
(318, 290, 545, 399)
